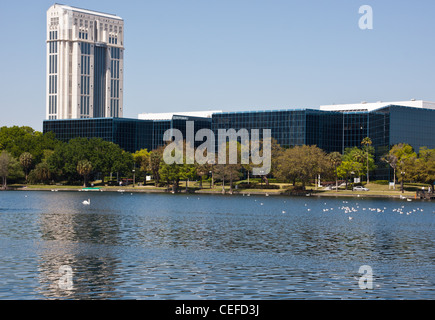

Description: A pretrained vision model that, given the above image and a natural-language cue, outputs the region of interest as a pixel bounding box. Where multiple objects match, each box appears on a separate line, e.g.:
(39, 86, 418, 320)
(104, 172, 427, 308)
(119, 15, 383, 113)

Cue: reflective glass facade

(212, 110, 308, 148)
(93, 45, 107, 118)
(44, 105, 435, 180)
(43, 118, 153, 153)
(211, 109, 343, 152)
(211, 105, 435, 180)
(43, 116, 212, 153)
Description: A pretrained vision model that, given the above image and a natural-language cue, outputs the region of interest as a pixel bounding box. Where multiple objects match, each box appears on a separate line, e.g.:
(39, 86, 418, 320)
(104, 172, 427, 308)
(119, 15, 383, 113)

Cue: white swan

(82, 199, 90, 205)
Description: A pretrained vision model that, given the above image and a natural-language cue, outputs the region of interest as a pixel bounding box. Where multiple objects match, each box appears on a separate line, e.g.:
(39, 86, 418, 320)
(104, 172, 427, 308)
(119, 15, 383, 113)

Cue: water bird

(82, 199, 90, 205)
(282, 210, 286, 214)
(348, 217, 353, 221)
(407, 199, 412, 202)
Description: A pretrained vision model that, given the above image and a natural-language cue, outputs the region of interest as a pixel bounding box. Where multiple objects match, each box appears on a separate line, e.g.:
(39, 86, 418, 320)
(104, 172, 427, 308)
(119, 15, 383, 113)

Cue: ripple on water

(0, 191, 434, 299)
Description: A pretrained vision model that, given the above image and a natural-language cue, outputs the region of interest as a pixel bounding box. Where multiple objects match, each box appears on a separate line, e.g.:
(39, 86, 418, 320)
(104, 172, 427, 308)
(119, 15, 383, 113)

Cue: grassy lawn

(315, 182, 423, 197)
(8, 180, 428, 198)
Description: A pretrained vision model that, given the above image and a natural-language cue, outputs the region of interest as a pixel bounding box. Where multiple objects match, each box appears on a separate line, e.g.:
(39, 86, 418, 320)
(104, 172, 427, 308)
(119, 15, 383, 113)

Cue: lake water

(0, 191, 434, 299)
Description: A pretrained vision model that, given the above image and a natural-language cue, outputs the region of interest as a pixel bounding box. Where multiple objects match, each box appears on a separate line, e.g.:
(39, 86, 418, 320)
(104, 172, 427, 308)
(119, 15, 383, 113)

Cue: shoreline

(5, 186, 425, 200)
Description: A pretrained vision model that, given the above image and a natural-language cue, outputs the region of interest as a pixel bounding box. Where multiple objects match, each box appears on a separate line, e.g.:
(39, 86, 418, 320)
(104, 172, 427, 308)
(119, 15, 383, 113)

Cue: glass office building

(44, 104, 435, 180)
(212, 109, 345, 153)
(43, 118, 153, 153)
(211, 105, 435, 180)
(43, 115, 212, 153)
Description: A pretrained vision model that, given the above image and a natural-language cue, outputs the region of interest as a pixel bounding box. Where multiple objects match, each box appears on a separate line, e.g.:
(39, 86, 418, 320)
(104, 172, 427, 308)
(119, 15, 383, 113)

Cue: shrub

(238, 182, 280, 189)
(373, 180, 389, 185)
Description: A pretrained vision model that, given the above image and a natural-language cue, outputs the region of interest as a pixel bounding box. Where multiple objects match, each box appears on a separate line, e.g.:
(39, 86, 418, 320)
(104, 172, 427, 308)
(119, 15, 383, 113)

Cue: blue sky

(1, 0, 435, 131)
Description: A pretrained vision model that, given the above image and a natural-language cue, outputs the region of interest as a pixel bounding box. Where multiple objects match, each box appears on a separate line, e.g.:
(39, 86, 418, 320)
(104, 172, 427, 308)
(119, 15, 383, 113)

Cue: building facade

(43, 118, 152, 153)
(43, 103, 435, 180)
(46, 4, 124, 120)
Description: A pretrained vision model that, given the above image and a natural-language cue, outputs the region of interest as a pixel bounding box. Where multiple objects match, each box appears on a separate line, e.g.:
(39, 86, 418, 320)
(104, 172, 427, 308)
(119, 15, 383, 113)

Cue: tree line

(0, 126, 434, 192)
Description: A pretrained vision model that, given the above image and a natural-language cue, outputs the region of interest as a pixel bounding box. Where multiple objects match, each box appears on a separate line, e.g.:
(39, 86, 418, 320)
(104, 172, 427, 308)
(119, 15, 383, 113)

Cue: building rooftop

(320, 100, 435, 112)
(50, 3, 123, 20)
(138, 110, 222, 121)
(137, 100, 435, 119)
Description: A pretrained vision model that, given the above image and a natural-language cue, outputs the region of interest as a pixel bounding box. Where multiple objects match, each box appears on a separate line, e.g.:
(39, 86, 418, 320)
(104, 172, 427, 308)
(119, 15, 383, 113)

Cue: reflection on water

(0, 191, 434, 299)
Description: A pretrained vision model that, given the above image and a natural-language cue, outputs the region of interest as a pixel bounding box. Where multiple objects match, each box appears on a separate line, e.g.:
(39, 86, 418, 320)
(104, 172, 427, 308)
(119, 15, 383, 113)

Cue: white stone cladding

(46, 4, 124, 119)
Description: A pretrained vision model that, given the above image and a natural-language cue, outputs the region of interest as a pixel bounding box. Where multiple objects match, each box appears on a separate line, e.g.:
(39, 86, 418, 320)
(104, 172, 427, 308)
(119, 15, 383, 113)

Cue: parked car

(353, 186, 369, 191)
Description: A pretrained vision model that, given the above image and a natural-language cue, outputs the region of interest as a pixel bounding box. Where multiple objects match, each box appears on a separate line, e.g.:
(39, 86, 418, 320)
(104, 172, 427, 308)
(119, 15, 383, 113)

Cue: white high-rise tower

(46, 4, 124, 120)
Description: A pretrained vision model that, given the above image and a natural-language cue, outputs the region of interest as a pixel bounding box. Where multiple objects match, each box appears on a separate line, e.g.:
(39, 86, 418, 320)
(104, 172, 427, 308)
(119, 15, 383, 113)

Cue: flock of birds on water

(73, 191, 432, 220)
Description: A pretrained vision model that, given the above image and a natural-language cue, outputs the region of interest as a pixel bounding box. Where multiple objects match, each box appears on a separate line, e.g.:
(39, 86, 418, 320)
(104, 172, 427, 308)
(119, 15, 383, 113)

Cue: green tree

(0, 151, 23, 189)
(29, 162, 53, 184)
(47, 138, 132, 185)
(213, 141, 244, 193)
(158, 140, 198, 192)
(149, 146, 164, 186)
(77, 160, 93, 187)
(19, 152, 33, 183)
(273, 148, 299, 186)
(381, 152, 398, 188)
(28, 150, 56, 184)
(0, 126, 57, 164)
(361, 137, 373, 183)
(0, 151, 12, 189)
(337, 160, 363, 190)
(133, 149, 150, 185)
(389, 143, 417, 193)
(195, 162, 213, 189)
(342, 147, 374, 182)
(274, 145, 330, 190)
(414, 147, 435, 189)
(329, 151, 342, 191)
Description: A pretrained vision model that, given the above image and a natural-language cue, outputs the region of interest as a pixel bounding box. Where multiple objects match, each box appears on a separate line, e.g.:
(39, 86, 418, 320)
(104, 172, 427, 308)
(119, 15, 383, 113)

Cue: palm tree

(361, 137, 372, 184)
(77, 160, 93, 187)
(19, 152, 33, 183)
(329, 152, 342, 192)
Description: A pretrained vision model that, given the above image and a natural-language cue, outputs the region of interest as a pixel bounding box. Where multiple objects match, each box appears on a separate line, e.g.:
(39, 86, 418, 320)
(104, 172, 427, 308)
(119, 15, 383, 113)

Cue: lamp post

(209, 171, 213, 189)
(132, 169, 136, 188)
(351, 171, 355, 191)
(260, 170, 265, 188)
(401, 171, 405, 194)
